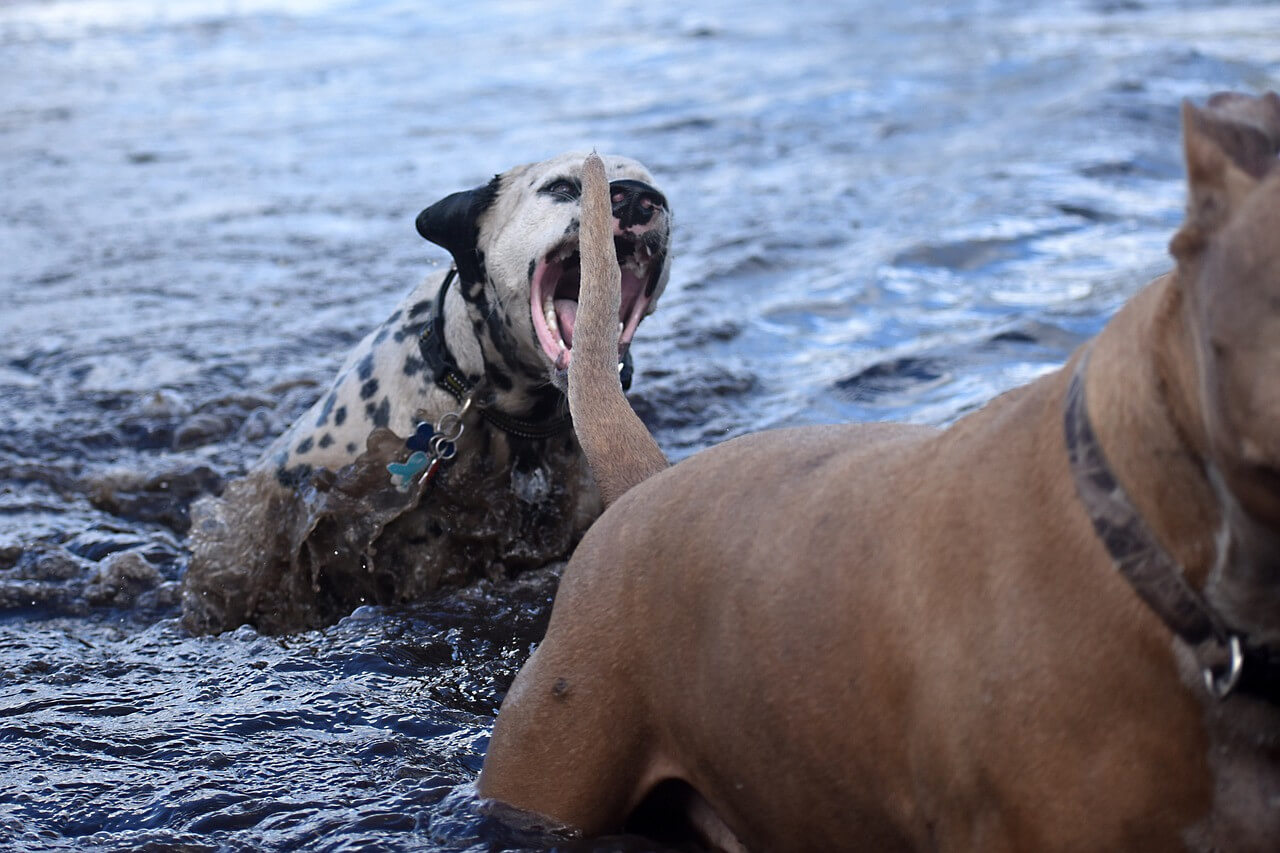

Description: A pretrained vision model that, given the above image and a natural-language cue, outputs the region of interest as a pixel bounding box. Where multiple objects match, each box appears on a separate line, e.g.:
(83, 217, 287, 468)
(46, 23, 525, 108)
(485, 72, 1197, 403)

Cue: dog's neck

(1207, 471, 1280, 647)
(431, 270, 571, 435)
(1084, 275, 1224, 584)
(1081, 272, 1280, 675)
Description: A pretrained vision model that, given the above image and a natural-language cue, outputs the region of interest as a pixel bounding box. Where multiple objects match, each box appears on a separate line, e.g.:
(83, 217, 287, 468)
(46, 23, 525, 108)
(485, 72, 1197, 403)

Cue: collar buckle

(1204, 635, 1245, 700)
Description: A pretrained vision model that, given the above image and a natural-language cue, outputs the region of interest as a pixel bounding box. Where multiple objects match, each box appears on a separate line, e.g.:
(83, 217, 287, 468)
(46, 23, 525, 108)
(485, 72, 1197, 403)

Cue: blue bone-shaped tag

(387, 451, 429, 492)
(405, 422, 435, 452)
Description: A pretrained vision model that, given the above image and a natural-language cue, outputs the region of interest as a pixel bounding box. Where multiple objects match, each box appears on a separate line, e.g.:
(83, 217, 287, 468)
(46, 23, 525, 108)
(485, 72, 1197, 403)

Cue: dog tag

(387, 451, 430, 492)
(405, 422, 435, 452)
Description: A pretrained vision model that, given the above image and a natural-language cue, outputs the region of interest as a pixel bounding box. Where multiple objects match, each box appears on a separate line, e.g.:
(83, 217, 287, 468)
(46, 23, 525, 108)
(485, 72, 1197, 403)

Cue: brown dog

(479, 94, 1280, 851)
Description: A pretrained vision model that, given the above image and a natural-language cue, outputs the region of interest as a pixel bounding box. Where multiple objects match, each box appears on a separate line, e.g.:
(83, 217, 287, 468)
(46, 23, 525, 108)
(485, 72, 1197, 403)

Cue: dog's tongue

(555, 298, 578, 349)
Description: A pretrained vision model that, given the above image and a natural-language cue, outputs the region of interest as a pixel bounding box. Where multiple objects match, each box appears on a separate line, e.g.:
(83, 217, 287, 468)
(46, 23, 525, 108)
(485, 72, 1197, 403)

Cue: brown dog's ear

(415, 175, 502, 283)
(1170, 97, 1272, 259)
(1203, 90, 1280, 177)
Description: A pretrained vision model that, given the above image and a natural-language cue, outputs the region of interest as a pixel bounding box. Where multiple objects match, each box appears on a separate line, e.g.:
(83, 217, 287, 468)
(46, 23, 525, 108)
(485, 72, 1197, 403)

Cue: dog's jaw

(530, 228, 664, 385)
(453, 152, 671, 401)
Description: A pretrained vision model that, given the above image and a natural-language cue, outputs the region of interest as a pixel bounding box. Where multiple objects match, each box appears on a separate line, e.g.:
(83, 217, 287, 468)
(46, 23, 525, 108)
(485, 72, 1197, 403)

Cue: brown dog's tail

(569, 153, 669, 507)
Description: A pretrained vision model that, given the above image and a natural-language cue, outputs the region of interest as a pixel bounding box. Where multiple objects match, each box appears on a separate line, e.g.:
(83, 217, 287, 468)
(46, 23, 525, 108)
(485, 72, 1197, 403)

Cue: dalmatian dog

(180, 152, 671, 635)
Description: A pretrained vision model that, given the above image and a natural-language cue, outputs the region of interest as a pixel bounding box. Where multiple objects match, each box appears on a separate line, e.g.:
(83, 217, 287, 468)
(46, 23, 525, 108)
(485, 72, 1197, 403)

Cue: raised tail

(569, 153, 669, 507)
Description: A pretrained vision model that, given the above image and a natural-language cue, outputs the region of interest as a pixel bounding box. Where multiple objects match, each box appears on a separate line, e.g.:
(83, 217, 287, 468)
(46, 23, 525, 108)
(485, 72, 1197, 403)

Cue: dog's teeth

(617, 361, 624, 373)
(618, 322, 624, 335)
(545, 304, 559, 333)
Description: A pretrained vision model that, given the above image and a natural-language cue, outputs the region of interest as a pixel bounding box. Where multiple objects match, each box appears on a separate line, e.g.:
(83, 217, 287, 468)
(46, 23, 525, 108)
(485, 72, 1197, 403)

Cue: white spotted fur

(268, 151, 669, 477)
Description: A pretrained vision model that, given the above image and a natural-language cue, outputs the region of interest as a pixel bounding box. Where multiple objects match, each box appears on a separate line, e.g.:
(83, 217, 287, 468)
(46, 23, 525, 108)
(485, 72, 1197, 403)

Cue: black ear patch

(416, 175, 502, 283)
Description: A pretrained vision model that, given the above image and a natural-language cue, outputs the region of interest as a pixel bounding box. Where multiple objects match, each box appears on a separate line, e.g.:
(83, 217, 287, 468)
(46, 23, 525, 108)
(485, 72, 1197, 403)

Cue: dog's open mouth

(530, 231, 663, 372)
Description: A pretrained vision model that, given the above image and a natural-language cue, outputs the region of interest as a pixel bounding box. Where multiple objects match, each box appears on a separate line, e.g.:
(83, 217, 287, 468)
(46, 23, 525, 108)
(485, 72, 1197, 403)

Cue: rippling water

(2, 0, 1278, 848)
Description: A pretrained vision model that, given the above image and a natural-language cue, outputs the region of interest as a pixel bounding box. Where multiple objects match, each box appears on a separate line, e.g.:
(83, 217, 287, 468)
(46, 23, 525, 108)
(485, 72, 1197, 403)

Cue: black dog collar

(418, 268, 634, 441)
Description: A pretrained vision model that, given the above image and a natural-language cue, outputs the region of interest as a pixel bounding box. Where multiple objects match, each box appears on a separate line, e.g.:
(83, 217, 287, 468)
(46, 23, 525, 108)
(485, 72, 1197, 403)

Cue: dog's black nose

(609, 179, 667, 230)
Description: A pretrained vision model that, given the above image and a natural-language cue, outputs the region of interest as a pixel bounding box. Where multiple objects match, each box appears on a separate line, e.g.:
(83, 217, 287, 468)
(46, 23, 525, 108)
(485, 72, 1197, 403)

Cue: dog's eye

(540, 178, 580, 201)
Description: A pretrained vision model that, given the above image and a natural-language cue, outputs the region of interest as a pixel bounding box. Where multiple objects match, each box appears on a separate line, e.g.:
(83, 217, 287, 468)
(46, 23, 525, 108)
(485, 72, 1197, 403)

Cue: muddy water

(2, 0, 1278, 849)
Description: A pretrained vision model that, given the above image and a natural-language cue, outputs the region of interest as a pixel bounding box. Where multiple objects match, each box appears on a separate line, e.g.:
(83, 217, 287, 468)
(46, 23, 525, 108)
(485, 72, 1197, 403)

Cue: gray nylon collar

(1063, 350, 1280, 702)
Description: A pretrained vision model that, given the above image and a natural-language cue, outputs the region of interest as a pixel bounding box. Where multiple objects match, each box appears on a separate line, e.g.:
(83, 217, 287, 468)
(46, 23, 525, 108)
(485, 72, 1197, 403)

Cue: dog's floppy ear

(1171, 93, 1280, 259)
(416, 175, 502, 282)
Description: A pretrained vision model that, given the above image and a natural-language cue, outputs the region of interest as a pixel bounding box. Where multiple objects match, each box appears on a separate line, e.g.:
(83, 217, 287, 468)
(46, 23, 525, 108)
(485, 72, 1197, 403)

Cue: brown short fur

(478, 95, 1280, 851)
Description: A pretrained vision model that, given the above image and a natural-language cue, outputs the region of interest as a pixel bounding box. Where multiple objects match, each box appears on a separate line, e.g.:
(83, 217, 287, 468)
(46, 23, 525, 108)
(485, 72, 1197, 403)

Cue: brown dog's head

(1171, 91, 1280, 525)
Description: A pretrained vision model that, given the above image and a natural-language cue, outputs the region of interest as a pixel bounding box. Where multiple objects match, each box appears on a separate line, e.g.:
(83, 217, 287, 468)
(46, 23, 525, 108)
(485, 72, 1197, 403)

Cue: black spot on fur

(373, 327, 389, 346)
(387, 309, 402, 324)
(364, 398, 391, 429)
(319, 433, 334, 449)
(470, 286, 526, 376)
(296, 437, 314, 455)
(394, 321, 427, 344)
(346, 442, 357, 454)
(527, 258, 536, 282)
(409, 299, 433, 319)
(315, 392, 336, 427)
(360, 378, 379, 400)
(403, 355, 426, 376)
(357, 353, 376, 382)
(335, 406, 347, 426)
(486, 365, 513, 391)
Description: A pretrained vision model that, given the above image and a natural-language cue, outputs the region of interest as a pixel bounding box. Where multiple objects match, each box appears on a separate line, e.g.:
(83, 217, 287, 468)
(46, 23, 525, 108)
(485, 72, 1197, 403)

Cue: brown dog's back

(483, 96, 1280, 850)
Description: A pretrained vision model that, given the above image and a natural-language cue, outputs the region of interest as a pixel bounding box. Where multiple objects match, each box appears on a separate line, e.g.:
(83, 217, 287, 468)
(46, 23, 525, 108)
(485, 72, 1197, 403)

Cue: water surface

(2, 0, 1278, 848)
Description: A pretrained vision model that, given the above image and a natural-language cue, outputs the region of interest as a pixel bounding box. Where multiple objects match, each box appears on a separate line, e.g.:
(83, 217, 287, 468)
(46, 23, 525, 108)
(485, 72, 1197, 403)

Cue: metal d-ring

(430, 394, 471, 460)
(1204, 635, 1244, 700)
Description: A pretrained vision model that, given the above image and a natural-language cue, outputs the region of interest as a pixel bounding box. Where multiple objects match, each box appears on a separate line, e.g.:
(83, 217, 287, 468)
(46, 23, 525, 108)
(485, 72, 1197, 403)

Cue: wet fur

(181, 152, 670, 635)
(481, 96, 1280, 850)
